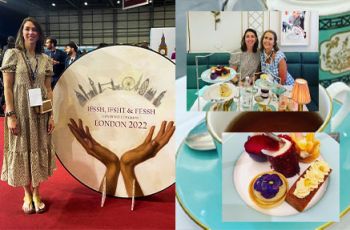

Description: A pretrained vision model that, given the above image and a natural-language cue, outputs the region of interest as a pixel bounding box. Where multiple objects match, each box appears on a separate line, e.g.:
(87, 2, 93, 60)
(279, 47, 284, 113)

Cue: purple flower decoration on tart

(254, 173, 283, 199)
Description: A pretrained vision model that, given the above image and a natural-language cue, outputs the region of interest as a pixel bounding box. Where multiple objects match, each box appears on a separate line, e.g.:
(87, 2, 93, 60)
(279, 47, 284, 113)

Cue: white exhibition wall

(187, 11, 319, 53)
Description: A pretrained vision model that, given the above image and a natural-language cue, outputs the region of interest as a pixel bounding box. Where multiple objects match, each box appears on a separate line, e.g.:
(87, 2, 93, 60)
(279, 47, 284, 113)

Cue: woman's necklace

(264, 50, 273, 64)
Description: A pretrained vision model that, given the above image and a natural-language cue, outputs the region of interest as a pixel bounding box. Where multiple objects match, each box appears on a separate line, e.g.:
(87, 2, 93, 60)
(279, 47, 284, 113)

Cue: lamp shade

(291, 78, 311, 104)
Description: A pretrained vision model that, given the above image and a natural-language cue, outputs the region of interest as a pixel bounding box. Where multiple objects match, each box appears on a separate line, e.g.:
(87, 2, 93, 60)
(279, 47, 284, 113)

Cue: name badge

(28, 88, 43, 107)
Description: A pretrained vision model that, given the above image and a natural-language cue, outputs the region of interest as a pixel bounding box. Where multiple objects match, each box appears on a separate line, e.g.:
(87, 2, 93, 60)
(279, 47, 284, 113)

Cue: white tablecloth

(176, 77, 203, 230)
(190, 84, 308, 112)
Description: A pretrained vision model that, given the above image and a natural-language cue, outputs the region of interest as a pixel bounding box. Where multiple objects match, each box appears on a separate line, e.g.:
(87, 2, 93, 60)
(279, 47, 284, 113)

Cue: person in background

(260, 30, 294, 85)
(229, 28, 260, 82)
(0, 46, 2, 115)
(140, 41, 149, 49)
(45, 37, 67, 88)
(64, 41, 80, 69)
(81, 49, 88, 55)
(1, 36, 16, 68)
(0, 73, 3, 116)
(1, 36, 16, 116)
(96, 42, 109, 50)
(2, 36, 15, 57)
(0, 64, 3, 116)
(1, 17, 55, 214)
(171, 48, 176, 61)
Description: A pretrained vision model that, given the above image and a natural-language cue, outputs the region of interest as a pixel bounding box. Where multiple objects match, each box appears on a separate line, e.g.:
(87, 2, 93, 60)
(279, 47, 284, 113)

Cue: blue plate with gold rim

(176, 100, 350, 229)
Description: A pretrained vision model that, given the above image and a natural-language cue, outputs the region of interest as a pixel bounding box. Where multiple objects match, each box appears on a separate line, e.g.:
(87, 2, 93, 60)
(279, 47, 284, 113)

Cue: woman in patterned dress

(229, 28, 261, 82)
(1, 17, 55, 214)
(260, 30, 294, 85)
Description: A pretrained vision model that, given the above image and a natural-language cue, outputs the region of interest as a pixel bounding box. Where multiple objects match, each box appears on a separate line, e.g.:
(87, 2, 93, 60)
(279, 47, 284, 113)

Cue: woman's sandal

(22, 196, 35, 214)
(33, 196, 46, 214)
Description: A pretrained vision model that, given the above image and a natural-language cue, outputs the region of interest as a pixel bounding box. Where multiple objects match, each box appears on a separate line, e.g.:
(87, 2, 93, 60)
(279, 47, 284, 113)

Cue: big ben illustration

(158, 33, 168, 56)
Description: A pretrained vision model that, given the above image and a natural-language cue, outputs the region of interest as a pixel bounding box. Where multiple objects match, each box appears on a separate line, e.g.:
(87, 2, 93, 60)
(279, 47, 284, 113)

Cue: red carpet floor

(0, 118, 175, 229)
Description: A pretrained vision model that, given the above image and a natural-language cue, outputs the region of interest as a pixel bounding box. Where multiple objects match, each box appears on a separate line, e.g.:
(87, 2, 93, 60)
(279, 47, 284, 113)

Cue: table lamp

(291, 78, 311, 111)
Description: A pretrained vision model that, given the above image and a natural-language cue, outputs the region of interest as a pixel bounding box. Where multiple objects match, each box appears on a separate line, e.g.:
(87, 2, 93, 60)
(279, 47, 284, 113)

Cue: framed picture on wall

(281, 11, 310, 46)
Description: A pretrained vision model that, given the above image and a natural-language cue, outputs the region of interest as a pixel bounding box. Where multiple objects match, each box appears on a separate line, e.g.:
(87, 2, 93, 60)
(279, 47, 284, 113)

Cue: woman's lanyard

(24, 51, 39, 81)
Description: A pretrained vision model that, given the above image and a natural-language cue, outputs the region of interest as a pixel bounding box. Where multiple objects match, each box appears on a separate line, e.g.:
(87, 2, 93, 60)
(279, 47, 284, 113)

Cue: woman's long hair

(260, 30, 279, 52)
(15, 17, 44, 54)
(241, 28, 259, 53)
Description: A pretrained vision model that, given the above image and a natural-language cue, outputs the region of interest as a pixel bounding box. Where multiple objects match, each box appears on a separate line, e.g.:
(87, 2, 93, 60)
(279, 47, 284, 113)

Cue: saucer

(253, 103, 276, 111)
(203, 100, 238, 112)
(176, 100, 350, 229)
(202, 83, 237, 102)
(272, 86, 287, 96)
(255, 79, 276, 90)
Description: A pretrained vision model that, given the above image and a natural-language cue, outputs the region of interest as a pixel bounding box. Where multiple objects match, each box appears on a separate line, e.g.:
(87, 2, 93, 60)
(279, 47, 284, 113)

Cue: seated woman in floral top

(229, 28, 260, 81)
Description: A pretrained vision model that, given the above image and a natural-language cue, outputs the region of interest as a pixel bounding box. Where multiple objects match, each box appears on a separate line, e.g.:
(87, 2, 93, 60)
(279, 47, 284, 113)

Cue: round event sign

(53, 45, 175, 198)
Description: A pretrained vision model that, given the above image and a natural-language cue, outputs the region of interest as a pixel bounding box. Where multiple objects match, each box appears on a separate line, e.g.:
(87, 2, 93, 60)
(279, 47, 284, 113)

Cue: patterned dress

(260, 50, 294, 85)
(0, 48, 56, 187)
(229, 50, 260, 78)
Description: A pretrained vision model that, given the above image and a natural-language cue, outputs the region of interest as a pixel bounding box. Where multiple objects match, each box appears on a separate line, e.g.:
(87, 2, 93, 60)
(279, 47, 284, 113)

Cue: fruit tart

(290, 133, 320, 163)
(249, 171, 288, 209)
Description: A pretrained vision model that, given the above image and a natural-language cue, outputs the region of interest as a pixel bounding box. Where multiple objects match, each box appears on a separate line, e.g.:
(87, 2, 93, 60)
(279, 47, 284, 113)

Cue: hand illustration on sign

(68, 118, 175, 197)
(68, 119, 120, 195)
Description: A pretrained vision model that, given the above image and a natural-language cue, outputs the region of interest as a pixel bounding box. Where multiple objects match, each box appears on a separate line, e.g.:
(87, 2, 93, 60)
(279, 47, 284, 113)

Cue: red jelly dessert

(244, 134, 280, 162)
(262, 134, 300, 178)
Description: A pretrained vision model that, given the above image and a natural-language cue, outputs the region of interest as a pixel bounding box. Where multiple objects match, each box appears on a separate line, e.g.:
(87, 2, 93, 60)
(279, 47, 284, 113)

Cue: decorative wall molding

(319, 14, 350, 30)
(320, 74, 350, 88)
(320, 31, 350, 74)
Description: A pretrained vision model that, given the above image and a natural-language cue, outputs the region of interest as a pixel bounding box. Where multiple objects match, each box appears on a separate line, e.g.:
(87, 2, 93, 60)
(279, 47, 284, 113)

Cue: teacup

(206, 83, 350, 156)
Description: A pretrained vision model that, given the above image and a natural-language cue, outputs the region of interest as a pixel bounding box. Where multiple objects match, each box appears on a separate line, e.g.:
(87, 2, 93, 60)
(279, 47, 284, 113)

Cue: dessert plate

(272, 85, 287, 96)
(203, 100, 238, 112)
(253, 103, 276, 111)
(224, 133, 336, 221)
(201, 67, 237, 84)
(202, 83, 237, 102)
(255, 79, 277, 90)
(176, 100, 350, 229)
